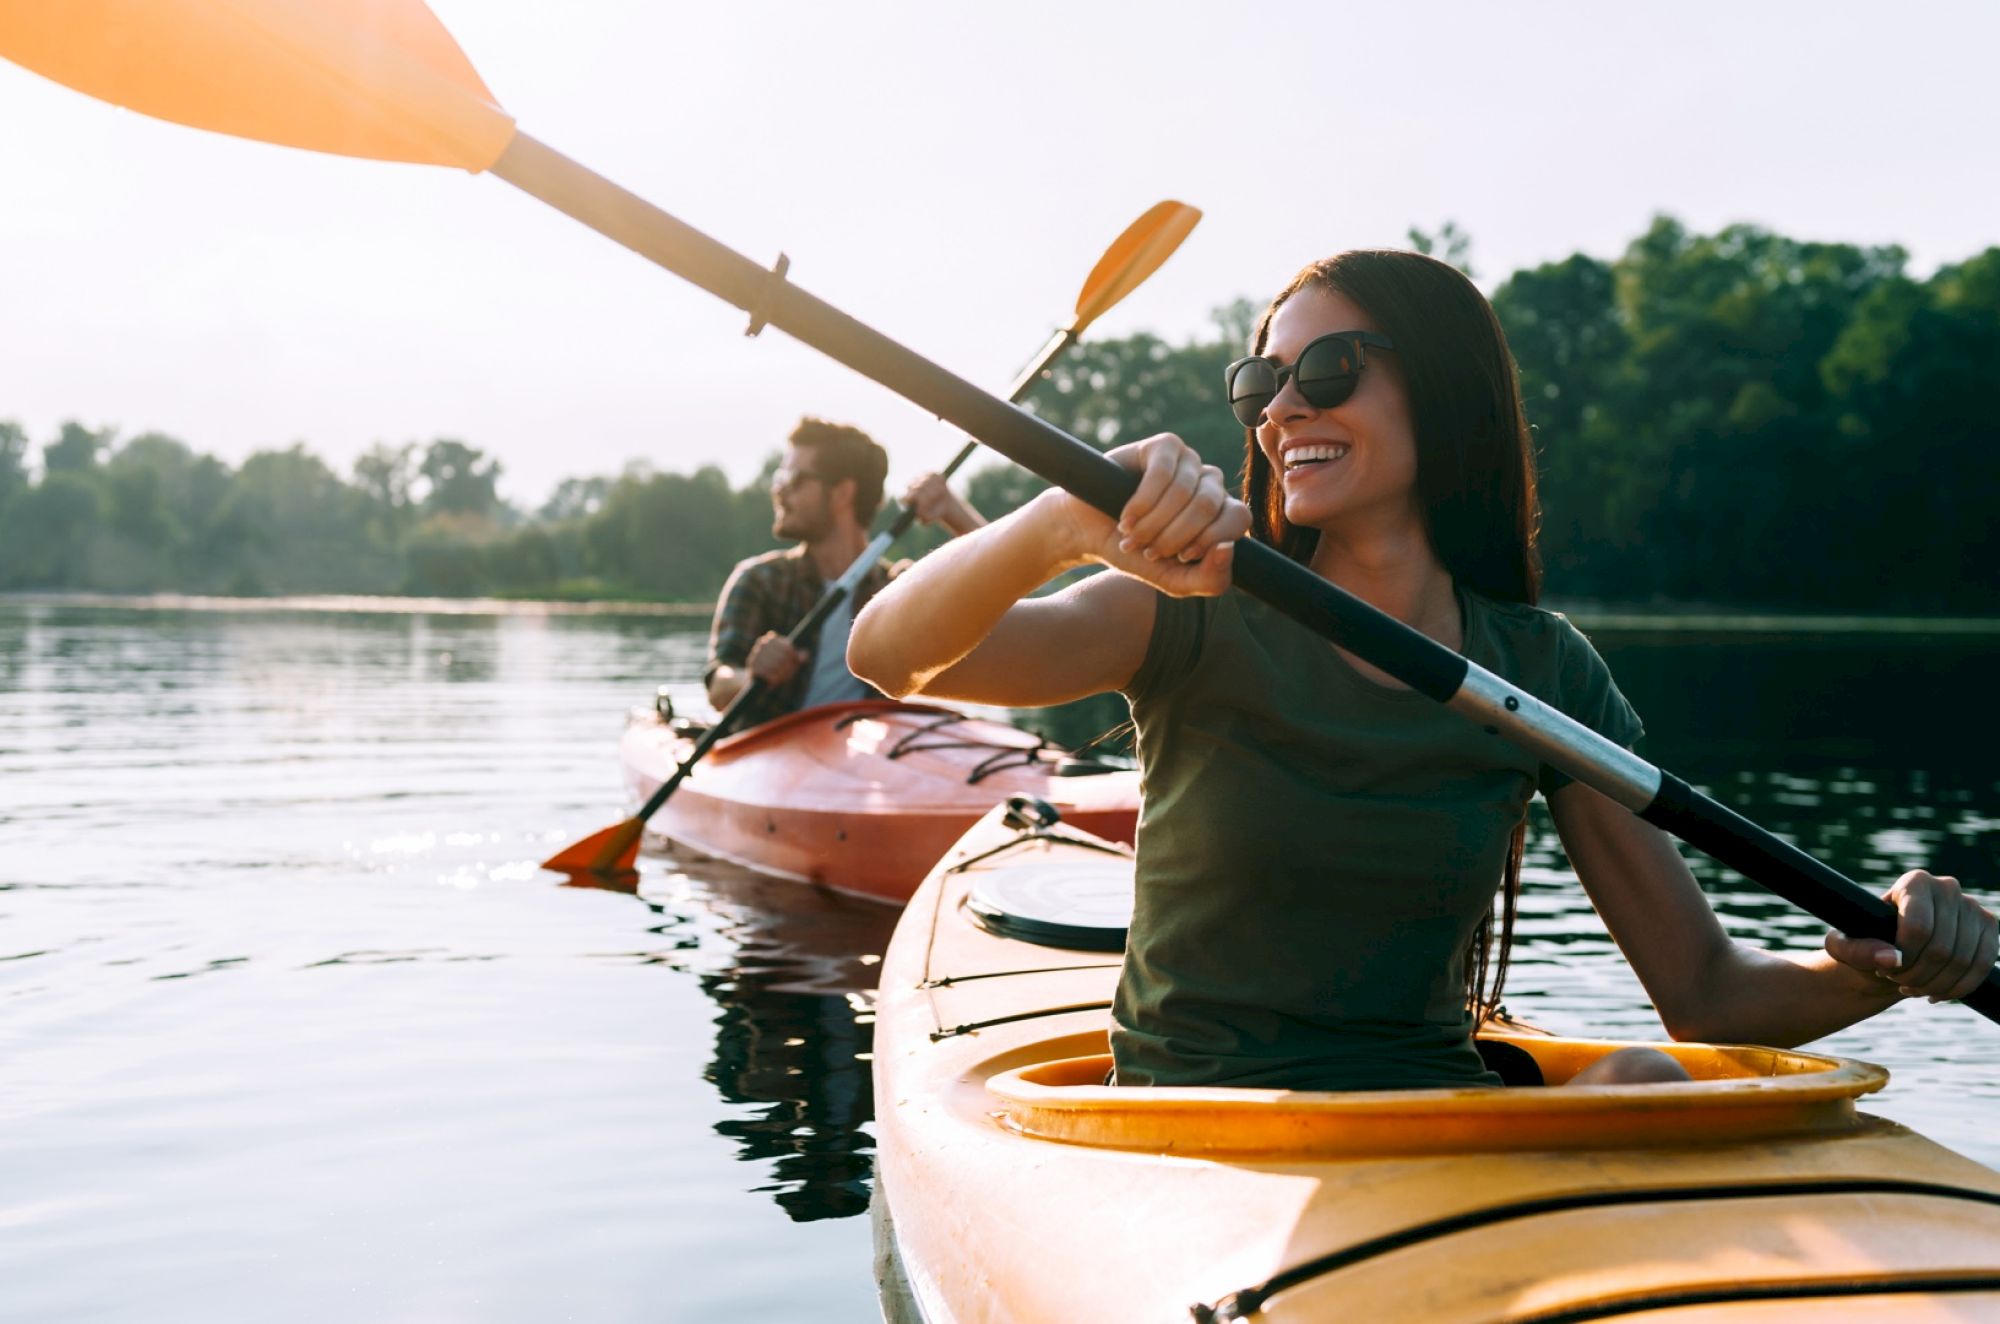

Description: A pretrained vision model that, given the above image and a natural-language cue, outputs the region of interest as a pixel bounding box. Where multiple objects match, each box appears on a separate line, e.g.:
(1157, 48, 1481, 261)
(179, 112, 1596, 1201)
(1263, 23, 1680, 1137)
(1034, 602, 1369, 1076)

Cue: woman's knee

(1566, 1046, 1692, 1086)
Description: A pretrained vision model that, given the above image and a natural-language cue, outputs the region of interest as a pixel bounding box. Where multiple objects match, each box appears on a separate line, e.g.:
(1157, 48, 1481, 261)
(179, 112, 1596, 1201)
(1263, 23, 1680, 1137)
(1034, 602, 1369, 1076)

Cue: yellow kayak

(871, 800, 2000, 1322)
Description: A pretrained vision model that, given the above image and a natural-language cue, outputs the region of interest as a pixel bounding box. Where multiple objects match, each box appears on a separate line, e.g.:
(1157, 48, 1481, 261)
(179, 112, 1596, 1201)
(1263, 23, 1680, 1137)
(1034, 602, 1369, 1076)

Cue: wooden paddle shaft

(489, 132, 1999, 1022)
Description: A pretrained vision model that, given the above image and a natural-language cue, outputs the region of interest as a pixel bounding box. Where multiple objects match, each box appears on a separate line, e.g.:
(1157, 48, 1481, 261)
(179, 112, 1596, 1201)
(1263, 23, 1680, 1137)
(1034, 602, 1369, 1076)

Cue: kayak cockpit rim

(974, 1030, 1891, 1157)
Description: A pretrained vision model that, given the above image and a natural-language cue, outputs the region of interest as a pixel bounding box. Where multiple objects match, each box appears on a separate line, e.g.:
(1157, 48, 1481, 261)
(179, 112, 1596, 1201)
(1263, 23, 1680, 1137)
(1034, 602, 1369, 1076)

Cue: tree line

(3, 215, 1995, 612)
(0, 426, 779, 600)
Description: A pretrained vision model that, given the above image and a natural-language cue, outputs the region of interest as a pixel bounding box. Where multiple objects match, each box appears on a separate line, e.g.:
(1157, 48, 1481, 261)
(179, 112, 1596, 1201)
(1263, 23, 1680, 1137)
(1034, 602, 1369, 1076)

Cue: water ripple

(1, 600, 1994, 1323)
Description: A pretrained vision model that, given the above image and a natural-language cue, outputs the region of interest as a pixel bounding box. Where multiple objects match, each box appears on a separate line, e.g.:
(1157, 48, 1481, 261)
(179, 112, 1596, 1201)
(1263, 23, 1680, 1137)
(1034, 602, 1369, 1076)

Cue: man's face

(771, 445, 834, 542)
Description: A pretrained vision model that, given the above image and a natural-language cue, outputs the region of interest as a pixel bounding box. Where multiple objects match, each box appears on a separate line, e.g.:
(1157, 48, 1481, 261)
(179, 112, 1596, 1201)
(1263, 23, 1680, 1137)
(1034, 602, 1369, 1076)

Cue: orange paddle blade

(1070, 200, 1202, 334)
(0, 0, 514, 170)
(541, 816, 644, 876)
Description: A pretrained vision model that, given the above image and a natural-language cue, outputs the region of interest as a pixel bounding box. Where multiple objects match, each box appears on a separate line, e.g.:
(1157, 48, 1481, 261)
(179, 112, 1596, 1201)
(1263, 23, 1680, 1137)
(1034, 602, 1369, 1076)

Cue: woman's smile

(1279, 439, 1353, 483)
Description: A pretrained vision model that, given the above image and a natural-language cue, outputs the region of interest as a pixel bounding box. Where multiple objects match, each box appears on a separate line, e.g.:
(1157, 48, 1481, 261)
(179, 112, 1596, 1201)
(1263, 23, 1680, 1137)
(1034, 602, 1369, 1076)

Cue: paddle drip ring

(743, 251, 790, 337)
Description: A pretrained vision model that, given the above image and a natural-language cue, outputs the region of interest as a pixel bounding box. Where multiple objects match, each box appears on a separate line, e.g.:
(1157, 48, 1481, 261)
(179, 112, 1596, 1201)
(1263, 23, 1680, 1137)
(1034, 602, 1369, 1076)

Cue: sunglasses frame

(1225, 330, 1396, 428)
(770, 466, 829, 496)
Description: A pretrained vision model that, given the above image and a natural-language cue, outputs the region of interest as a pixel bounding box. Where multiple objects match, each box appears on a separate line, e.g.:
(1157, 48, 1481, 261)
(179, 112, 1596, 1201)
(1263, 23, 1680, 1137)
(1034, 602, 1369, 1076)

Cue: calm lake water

(3, 597, 1997, 1322)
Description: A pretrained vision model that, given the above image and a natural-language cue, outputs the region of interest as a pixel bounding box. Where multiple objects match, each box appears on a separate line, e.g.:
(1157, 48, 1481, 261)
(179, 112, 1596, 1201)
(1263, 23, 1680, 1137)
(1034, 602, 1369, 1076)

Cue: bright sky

(3, 1, 1996, 509)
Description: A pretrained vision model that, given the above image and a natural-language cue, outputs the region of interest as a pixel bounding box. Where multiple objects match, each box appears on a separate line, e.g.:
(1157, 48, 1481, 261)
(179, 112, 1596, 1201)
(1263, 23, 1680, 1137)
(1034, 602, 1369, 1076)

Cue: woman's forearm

(849, 491, 1085, 698)
(1553, 783, 1927, 1048)
(1679, 944, 1906, 1048)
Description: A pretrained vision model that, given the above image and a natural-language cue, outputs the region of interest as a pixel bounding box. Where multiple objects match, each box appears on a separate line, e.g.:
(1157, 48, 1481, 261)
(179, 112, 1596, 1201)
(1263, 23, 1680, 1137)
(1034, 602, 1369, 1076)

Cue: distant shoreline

(0, 591, 710, 618)
(1560, 609, 2000, 637)
(2, 590, 1996, 636)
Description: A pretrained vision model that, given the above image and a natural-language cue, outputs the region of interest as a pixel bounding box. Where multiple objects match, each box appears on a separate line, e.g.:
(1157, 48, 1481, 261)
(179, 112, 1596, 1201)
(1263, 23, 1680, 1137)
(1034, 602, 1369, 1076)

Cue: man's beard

(774, 507, 830, 542)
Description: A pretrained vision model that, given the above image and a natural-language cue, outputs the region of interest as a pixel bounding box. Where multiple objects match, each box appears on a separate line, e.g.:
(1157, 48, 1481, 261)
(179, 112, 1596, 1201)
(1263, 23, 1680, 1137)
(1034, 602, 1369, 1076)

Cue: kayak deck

(620, 699, 1141, 903)
(872, 805, 2000, 1322)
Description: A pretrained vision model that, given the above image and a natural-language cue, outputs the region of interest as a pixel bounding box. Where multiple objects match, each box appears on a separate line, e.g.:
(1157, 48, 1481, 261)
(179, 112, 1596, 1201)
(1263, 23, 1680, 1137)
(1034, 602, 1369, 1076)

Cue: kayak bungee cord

(834, 710, 1114, 784)
(0, 0, 1990, 1019)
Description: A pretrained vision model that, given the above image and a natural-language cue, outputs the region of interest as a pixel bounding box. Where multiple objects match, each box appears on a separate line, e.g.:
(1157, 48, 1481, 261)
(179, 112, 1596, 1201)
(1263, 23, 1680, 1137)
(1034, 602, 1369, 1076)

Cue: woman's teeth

(1284, 443, 1350, 470)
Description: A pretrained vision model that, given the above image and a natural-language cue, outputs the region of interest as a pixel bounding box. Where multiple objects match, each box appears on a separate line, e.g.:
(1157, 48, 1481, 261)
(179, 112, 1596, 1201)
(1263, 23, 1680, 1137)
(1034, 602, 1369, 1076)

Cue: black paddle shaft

(492, 132, 1999, 1023)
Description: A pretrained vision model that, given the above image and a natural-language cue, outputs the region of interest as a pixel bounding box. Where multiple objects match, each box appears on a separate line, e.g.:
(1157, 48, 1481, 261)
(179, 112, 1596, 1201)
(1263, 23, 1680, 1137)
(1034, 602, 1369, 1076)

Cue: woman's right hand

(1039, 433, 1249, 597)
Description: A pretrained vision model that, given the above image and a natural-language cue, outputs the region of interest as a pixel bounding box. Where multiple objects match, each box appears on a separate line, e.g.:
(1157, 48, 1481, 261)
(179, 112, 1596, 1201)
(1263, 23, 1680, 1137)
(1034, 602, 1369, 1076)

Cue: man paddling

(705, 417, 983, 729)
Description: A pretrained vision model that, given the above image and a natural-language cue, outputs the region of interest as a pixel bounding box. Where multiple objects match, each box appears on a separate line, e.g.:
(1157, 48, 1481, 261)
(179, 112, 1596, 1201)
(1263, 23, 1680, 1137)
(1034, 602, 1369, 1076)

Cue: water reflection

(568, 854, 899, 1223)
(705, 972, 875, 1222)
(1580, 634, 2000, 892)
(1600, 633, 2000, 769)
(9, 594, 1995, 1274)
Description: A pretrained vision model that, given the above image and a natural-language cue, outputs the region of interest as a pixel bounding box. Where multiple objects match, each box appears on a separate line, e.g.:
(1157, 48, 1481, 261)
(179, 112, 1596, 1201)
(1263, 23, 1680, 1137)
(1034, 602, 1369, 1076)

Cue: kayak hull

(621, 699, 1141, 905)
(872, 806, 2000, 1322)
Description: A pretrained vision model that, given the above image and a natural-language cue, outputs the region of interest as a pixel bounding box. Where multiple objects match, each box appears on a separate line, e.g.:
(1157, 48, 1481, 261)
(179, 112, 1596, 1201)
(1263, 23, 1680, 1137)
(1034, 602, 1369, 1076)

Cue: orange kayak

(620, 699, 1141, 904)
(872, 802, 2000, 1322)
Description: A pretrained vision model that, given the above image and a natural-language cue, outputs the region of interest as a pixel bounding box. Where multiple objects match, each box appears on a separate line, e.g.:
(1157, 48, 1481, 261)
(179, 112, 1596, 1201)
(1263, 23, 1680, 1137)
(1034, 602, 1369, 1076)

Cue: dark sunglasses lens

(1227, 359, 1279, 427)
(1295, 336, 1360, 409)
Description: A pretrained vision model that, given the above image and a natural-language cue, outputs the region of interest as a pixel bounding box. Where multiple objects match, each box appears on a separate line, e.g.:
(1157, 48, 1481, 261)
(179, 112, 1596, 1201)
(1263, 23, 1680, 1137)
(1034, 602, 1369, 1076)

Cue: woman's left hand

(1826, 870, 1998, 1001)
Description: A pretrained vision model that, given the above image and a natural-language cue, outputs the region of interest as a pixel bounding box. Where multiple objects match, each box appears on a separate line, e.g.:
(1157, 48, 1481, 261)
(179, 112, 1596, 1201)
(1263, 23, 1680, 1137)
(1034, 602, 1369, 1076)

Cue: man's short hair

(789, 417, 888, 524)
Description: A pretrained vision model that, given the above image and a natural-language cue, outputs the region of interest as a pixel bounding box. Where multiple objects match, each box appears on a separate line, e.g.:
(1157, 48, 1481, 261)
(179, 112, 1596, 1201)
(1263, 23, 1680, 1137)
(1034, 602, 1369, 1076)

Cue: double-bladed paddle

(4, 0, 1991, 1019)
(541, 199, 1200, 876)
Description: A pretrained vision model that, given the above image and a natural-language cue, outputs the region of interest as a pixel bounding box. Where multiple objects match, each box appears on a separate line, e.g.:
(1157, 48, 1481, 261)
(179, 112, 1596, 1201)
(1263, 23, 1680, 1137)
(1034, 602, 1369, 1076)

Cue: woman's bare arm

(849, 435, 1247, 707)
(1549, 780, 1994, 1045)
(851, 491, 1159, 705)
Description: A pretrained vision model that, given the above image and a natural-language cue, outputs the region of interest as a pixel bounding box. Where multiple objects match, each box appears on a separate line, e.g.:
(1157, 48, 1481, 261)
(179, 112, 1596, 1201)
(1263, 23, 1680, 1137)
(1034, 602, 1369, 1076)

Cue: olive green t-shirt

(1113, 587, 1643, 1092)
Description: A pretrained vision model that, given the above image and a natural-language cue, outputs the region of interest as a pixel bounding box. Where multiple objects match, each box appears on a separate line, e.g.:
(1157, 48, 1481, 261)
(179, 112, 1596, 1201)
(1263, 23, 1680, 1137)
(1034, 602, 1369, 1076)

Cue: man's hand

(903, 472, 986, 537)
(746, 632, 809, 687)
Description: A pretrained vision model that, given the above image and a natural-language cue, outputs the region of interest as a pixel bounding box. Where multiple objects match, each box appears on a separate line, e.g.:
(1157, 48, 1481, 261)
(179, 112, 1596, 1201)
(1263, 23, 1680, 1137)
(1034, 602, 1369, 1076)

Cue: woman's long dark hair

(1243, 250, 1542, 1024)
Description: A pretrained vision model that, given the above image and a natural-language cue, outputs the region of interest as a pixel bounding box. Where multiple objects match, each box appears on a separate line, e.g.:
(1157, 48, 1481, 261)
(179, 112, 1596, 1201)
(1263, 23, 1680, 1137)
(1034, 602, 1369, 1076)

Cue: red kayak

(620, 699, 1141, 904)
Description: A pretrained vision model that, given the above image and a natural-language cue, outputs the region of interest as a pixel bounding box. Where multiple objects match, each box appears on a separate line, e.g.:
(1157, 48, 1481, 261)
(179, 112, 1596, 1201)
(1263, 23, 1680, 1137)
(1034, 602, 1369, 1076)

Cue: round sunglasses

(1224, 331, 1395, 428)
(770, 466, 828, 496)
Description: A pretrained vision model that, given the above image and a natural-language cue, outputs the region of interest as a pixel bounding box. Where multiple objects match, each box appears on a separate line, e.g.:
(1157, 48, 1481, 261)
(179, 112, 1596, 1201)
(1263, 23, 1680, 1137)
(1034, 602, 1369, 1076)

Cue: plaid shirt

(705, 544, 893, 729)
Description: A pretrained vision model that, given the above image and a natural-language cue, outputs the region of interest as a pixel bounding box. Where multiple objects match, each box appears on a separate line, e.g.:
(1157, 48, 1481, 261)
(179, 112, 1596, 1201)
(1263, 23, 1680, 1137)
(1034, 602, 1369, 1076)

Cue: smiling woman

(846, 246, 1999, 1094)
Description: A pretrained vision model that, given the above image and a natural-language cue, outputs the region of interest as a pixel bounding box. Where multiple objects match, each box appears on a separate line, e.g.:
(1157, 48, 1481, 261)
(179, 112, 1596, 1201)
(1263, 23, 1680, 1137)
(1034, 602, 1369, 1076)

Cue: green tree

(402, 512, 497, 596)
(583, 464, 769, 600)
(225, 444, 395, 593)
(1491, 253, 1636, 595)
(1023, 323, 1240, 467)
(43, 421, 113, 475)
(94, 433, 234, 588)
(485, 524, 562, 592)
(1407, 221, 1477, 279)
(1817, 247, 2000, 608)
(0, 419, 27, 514)
(966, 306, 1249, 523)
(539, 474, 612, 523)
(354, 442, 418, 545)
(1607, 219, 1907, 605)
(0, 472, 103, 587)
(419, 438, 501, 517)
